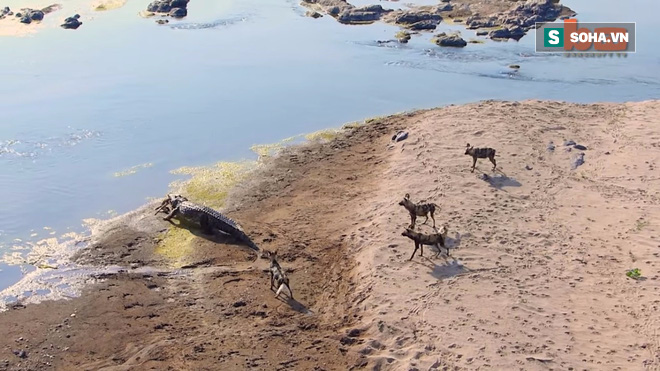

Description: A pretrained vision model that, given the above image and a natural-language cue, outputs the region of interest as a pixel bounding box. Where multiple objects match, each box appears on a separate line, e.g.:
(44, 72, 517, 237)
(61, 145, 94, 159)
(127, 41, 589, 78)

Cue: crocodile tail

(237, 231, 259, 251)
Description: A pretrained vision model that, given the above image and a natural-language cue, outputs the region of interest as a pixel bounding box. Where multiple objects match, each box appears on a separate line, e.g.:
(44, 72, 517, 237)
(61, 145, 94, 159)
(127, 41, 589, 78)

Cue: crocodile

(154, 194, 259, 250)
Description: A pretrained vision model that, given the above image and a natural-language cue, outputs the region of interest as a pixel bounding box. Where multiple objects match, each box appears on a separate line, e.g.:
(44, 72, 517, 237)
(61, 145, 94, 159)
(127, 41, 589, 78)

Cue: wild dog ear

(466, 143, 470, 148)
(404, 193, 410, 199)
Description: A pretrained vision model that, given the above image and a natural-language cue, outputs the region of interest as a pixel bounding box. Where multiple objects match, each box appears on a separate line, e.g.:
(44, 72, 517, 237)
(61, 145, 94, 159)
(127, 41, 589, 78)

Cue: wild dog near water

(398, 193, 437, 229)
(465, 143, 497, 172)
(263, 250, 293, 299)
(401, 228, 448, 260)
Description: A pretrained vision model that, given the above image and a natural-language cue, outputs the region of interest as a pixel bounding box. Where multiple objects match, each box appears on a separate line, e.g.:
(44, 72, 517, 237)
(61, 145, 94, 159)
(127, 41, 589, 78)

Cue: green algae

(154, 226, 196, 266)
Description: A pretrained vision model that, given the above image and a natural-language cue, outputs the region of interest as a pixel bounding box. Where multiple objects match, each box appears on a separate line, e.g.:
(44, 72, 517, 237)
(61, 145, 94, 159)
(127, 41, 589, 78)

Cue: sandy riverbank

(0, 0, 125, 37)
(0, 99, 659, 370)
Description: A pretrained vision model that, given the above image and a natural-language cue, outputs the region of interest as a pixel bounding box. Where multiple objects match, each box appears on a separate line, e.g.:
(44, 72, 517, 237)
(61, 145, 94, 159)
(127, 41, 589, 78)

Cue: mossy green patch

(170, 160, 257, 209)
(154, 226, 195, 267)
(304, 128, 341, 142)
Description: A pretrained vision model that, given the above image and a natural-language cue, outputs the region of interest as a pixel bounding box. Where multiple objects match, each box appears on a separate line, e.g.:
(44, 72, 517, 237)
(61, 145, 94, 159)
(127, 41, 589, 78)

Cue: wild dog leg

(472, 157, 477, 172)
(409, 242, 419, 261)
(430, 210, 436, 228)
(489, 155, 497, 170)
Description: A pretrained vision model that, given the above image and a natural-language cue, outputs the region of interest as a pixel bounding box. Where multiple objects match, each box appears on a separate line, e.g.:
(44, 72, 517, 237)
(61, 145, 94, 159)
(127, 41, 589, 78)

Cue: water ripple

(169, 15, 251, 30)
(0, 128, 101, 160)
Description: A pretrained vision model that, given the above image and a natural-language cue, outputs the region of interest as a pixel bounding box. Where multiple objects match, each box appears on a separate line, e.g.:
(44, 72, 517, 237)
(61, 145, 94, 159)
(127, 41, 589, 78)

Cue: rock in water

(146, 0, 189, 18)
(432, 32, 467, 47)
(61, 14, 82, 29)
(27, 9, 44, 21)
(337, 5, 390, 24)
(169, 7, 187, 18)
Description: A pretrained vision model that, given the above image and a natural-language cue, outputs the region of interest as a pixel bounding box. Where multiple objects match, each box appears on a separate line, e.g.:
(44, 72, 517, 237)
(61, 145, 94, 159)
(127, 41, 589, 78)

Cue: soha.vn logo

(536, 19, 636, 53)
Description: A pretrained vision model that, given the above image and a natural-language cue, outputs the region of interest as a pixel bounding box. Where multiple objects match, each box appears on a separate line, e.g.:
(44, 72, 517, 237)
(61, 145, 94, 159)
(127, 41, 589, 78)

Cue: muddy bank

(0, 116, 395, 370)
(1, 100, 659, 370)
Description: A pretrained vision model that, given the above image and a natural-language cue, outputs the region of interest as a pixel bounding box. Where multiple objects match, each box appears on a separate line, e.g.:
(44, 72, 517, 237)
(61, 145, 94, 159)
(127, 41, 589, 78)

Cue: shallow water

(0, 0, 659, 292)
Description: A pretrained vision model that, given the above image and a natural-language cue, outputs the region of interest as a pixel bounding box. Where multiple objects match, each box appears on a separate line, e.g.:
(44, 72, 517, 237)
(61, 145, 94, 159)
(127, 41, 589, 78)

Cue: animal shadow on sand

(410, 256, 468, 280)
(272, 289, 314, 316)
(479, 170, 522, 190)
(163, 217, 256, 250)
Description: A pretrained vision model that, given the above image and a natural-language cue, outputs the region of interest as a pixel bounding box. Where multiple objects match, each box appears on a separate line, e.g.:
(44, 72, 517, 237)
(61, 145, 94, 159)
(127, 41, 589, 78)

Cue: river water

(0, 0, 659, 293)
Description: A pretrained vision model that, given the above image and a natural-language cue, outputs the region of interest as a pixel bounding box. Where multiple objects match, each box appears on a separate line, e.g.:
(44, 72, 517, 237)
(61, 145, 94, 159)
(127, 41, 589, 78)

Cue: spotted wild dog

(263, 250, 293, 299)
(398, 193, 437, 229)
(401, 228, 448, 260)
(465, 143, 497, 172)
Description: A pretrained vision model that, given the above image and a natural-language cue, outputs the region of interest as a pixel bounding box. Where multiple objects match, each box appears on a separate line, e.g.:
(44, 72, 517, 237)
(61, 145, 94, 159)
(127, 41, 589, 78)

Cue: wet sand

(0, 100, 659, 370)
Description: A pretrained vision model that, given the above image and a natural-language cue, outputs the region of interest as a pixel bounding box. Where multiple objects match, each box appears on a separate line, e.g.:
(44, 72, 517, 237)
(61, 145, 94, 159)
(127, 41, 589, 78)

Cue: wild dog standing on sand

(401, 228, 448, 260)
(465, 143, 497, 172)
(398, 193, 437, 229)
(263, 250, 293, 299)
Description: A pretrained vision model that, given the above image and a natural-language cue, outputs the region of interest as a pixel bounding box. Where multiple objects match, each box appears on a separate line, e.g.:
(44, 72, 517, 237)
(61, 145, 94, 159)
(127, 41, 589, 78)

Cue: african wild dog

(263, 250, 293, 299)
(465, 143, 497, 173)
(398, 193, 437, 229)
(401, 228, 448, 261)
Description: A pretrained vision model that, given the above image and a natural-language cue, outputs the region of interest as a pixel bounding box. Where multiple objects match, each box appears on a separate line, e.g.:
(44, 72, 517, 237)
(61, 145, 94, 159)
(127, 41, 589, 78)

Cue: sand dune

(0, 100, 658, 370)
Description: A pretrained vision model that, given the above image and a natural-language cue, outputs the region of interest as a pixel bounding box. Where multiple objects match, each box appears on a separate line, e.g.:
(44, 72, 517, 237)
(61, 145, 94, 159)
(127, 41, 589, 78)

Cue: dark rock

(392, 130, 408, 142)
(233, 300, 247, 307)
(525, 165, 533, 170)
(571, 153, 585, 169)
(605, 151, 611, 155)
(476, 30, 488, 36)
(509, 64, 520, 69)
(156, 19, 169, 24)
(348, 328, 363, 337)
(563, 140, 576, 146)
(408, 19, 439, 30)
(15, 12, 22, 18)
(20, 16, 31, 24)
(547, 141, 555, 152)
(27, 9, 44, 21)
(573, 144, 587, 150)
(13, 350, 27, 359)
(337, 5, 390, 24)
(489, 26, 525, 40)
(433, 32, 467, 47)
(169, 7, 187, 18)
(61, 15, 82, 29)
(394, 10, 441, 25)
(170, 0, 189, 8)
(466, 16, 497, 29)
(340, 336, 357, 345)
